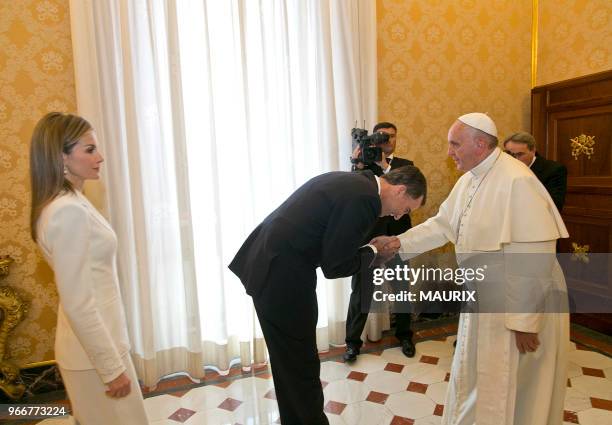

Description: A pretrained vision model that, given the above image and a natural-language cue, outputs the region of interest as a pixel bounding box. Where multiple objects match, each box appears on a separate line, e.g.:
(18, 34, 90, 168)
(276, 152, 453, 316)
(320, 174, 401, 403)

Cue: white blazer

(37, 190, 130, 383)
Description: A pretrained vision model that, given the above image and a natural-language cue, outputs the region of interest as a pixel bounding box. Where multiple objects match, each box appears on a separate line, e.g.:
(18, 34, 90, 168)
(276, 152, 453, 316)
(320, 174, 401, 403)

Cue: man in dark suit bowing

(229, 166, 426, 425)
(345, 122, 417, 362)
(503, 132, 568, 211)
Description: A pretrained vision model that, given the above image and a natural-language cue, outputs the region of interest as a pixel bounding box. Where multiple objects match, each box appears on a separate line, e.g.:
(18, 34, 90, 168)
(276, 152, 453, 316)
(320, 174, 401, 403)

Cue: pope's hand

(514, 331, 540, 354)
(106, 372, 131, 398)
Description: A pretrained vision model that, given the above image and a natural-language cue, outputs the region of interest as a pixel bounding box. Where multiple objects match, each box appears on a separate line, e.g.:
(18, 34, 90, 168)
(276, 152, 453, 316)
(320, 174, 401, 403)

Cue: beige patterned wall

(537, 0, 612, 86)
(377, 0, 533, 224)
(0, 0, 76, 364)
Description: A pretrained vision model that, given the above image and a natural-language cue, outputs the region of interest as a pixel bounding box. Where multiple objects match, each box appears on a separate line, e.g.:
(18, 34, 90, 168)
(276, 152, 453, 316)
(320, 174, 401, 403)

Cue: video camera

(351, 128, 390, 165)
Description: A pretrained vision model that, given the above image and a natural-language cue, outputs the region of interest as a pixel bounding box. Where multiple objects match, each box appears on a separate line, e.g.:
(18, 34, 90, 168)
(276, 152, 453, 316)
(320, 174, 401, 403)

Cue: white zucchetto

(457, 112, 498, 137)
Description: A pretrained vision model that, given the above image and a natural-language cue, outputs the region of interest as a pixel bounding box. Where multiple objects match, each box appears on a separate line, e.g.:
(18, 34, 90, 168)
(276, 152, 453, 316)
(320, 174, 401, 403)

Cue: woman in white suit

(30, 112, 148, 424)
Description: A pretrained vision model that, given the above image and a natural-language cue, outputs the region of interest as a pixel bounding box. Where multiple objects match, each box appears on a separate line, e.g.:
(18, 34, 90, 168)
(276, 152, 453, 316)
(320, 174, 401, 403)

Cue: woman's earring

(63, 166, 68, 175)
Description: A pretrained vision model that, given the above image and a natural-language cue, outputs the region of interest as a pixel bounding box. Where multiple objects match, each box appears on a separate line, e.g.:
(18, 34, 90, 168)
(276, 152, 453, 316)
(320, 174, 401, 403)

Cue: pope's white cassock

(398, 147, 569, 425)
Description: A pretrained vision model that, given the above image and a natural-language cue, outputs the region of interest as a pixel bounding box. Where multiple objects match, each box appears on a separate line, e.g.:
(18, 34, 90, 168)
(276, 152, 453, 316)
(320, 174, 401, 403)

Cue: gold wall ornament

(571, 242, 590, 264)
(570, 134, 595, 160)
(0, 256, 28, 399)
(0, 256, 13, 277)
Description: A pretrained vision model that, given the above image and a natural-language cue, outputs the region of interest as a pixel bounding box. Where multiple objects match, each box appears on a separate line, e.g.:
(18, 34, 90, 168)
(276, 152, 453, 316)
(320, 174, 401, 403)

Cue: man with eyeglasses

(503, 132, 567, 211)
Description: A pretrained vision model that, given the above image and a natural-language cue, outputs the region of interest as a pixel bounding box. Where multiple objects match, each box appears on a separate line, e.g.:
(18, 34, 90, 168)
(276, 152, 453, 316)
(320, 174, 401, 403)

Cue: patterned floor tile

(433, 404, 444, 416)
(390, 416, 415, 425)
(590, 397, 612, 411)
(564, 387, 593, 412)
(321, 360, 353, 382)
(182, 408, 233, 425)
(347, 354, 389, 373)
(569, 350, 612, 370)
(571, 375, 612, 400)
(407, 382, 428, 394)
(365, 370, 412, 394)
(435, 356, 453, 373)
(347, 371, 368, 382)
(426, 382, 448, 405)
(231, 398, 279, 424)
(386, 391, 436, 419)
(414, 415, 442, 425)
(168, 407, 196, 422)
(568, 362, 584, 378)
(401, 362, 438, 380)
(326, 412, 348, 425)
(366, 390, 390, 404)
(324, 379, 370, 404)
(341, 400, 394, 425)
(180, 384, 229, 412)
(324, 400, 347, 415)
(217, 397, 242, 412)
(564, 410, 579, 423)
(385, 362, 405, 373)
(144, 394, 182, 422)
(577, 407, 612, 425)
(410, 367, 447, 385)
(419, 355, 439, 365)
(225, 376, 273, 402)
(583, 367, 606, 378)
(414, 340, 454, 358)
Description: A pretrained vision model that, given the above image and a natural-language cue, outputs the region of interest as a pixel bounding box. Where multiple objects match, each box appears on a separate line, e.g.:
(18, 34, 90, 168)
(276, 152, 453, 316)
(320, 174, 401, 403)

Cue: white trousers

(59, 354, 149, 425)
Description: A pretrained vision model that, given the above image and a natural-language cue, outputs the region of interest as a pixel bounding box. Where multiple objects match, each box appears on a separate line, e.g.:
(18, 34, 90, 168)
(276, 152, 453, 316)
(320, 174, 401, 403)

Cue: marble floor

(35, 332, 612, 425)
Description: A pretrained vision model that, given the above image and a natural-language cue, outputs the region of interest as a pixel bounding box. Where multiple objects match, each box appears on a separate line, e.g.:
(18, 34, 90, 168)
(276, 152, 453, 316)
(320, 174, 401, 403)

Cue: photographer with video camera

(345, 122, 417, 361)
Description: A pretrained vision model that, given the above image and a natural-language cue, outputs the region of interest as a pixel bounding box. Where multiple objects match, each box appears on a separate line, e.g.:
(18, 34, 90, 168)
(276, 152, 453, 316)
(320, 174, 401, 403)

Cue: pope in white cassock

(394, 113, 569, 425)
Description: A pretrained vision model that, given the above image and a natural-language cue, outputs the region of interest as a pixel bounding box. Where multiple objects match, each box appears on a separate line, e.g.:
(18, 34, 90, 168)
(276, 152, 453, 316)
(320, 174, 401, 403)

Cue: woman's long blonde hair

(30, 112, 93, 241)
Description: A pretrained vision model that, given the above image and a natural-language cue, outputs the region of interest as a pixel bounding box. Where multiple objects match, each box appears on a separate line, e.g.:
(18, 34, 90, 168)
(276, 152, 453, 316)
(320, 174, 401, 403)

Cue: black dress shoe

(401, 339, 416, 358)
(343, 346, 359, 362)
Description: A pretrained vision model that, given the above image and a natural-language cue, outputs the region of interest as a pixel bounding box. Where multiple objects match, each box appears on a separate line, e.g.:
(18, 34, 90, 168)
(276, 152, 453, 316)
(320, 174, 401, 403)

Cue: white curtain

(69, 0, 380, 388)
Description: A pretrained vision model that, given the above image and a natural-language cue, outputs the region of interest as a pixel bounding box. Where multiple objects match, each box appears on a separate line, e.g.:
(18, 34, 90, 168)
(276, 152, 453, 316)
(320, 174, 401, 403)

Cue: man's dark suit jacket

(229, 171, 381, 297)
(365, 156, 414, 236)
(531, 154, 567, 212)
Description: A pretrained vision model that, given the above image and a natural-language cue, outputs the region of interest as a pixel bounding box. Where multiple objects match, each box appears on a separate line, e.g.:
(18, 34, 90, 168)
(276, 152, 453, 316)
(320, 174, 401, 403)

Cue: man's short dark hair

(503, 132, 536, 151)
(373, 122, 397, 133)
(382, 165, 427, 205)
